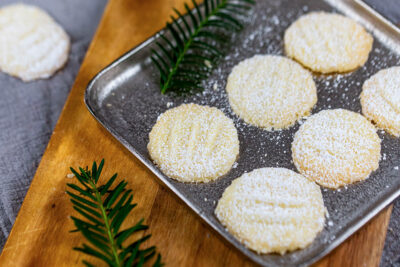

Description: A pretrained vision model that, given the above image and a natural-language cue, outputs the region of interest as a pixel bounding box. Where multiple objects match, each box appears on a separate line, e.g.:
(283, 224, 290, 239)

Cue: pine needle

(67, 159, 163, 267)
(151, 0, 255, 94)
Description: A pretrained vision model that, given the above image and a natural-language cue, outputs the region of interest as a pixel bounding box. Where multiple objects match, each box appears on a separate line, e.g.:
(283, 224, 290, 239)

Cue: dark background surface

(0, 0, 398, 266)
(364, 0, 400, 27)
(347, 2, 400, 266)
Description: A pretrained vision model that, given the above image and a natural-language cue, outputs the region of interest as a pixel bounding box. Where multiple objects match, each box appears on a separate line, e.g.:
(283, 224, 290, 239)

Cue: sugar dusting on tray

(97, 0, 400, 264)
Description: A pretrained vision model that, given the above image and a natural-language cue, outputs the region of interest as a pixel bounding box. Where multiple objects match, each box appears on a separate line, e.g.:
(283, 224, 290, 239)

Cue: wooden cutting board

(0, 0, 393, 266)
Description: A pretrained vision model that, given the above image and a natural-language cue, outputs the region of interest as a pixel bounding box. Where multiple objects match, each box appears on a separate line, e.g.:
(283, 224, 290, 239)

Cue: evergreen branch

(152, 0, 254, 94)
(67, 159, 163, 267)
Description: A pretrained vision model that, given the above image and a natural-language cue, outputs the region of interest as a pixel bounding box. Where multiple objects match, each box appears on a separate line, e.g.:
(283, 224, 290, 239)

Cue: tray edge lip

(83, 4, 400, 267)
(354, 0, 400, 35)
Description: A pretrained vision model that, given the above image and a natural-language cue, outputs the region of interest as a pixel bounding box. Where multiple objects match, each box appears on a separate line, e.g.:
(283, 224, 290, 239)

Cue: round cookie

(0, 4, 70, 81)
(361, 66, 400, 137)
(292, 109, 381, 189)
(284, 12, 373, 73)
(215, 168, 325, 254)
(226, 55, 317, 130)
(148, 104, 239, 183)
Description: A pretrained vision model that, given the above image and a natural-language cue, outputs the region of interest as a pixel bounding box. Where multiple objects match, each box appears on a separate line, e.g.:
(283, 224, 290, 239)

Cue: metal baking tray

(85, 0, 400, 266)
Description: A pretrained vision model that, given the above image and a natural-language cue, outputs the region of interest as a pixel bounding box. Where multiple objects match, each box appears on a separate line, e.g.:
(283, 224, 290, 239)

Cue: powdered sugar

(215, 168, 325, 254)
(292, 109, 381, 188)
(361, 66, 400, 136)
(148, 104, 239, 182)
(284, 12, 373, 73)
(226, 55, 317, 130)
(0, 4, 70, 81)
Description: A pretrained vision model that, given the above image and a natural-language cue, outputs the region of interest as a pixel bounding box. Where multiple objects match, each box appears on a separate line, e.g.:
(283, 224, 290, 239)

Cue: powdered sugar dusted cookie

(148, 104, 239, 183)
(292, 109, 381, 188)
(0, 4, 70, 81)
(215, 168, 325, 254)
(284, 12, 373, 73)
(361, 66, 400, 137)
(226, 55, 317, 130)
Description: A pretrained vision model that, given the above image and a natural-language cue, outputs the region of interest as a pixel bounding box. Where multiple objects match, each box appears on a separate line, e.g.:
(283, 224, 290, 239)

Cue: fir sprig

(151, 0, 254, 94)
(67, 160, 162, 267)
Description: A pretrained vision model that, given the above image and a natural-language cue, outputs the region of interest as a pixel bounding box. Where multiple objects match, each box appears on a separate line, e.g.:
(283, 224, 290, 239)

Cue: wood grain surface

(0, 0, 393, 266)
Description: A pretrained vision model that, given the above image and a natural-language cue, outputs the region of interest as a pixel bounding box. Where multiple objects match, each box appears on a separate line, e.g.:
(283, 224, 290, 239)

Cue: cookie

(292, 109, 381, 188)
(361, 66, 400, 137)
(0, 4, 70, 81)
(215, 168, 325, 254)
(148, 104, 239, 182)
(226, 55, 317, 130)
(284, 12, 373, 73)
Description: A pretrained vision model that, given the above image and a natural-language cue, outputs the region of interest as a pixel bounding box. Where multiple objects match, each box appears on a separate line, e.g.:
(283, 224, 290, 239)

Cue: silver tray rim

(84, 1, 400, 266)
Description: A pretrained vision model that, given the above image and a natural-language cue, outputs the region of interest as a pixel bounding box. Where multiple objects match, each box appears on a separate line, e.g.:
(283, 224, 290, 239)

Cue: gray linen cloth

(0, 0, 399, 266)
(0, 0, 107, 250)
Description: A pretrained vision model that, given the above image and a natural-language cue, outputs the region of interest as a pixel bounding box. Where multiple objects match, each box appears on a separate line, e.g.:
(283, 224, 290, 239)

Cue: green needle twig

(151, 0, 255, 95)
(67, 160, 163, 267)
